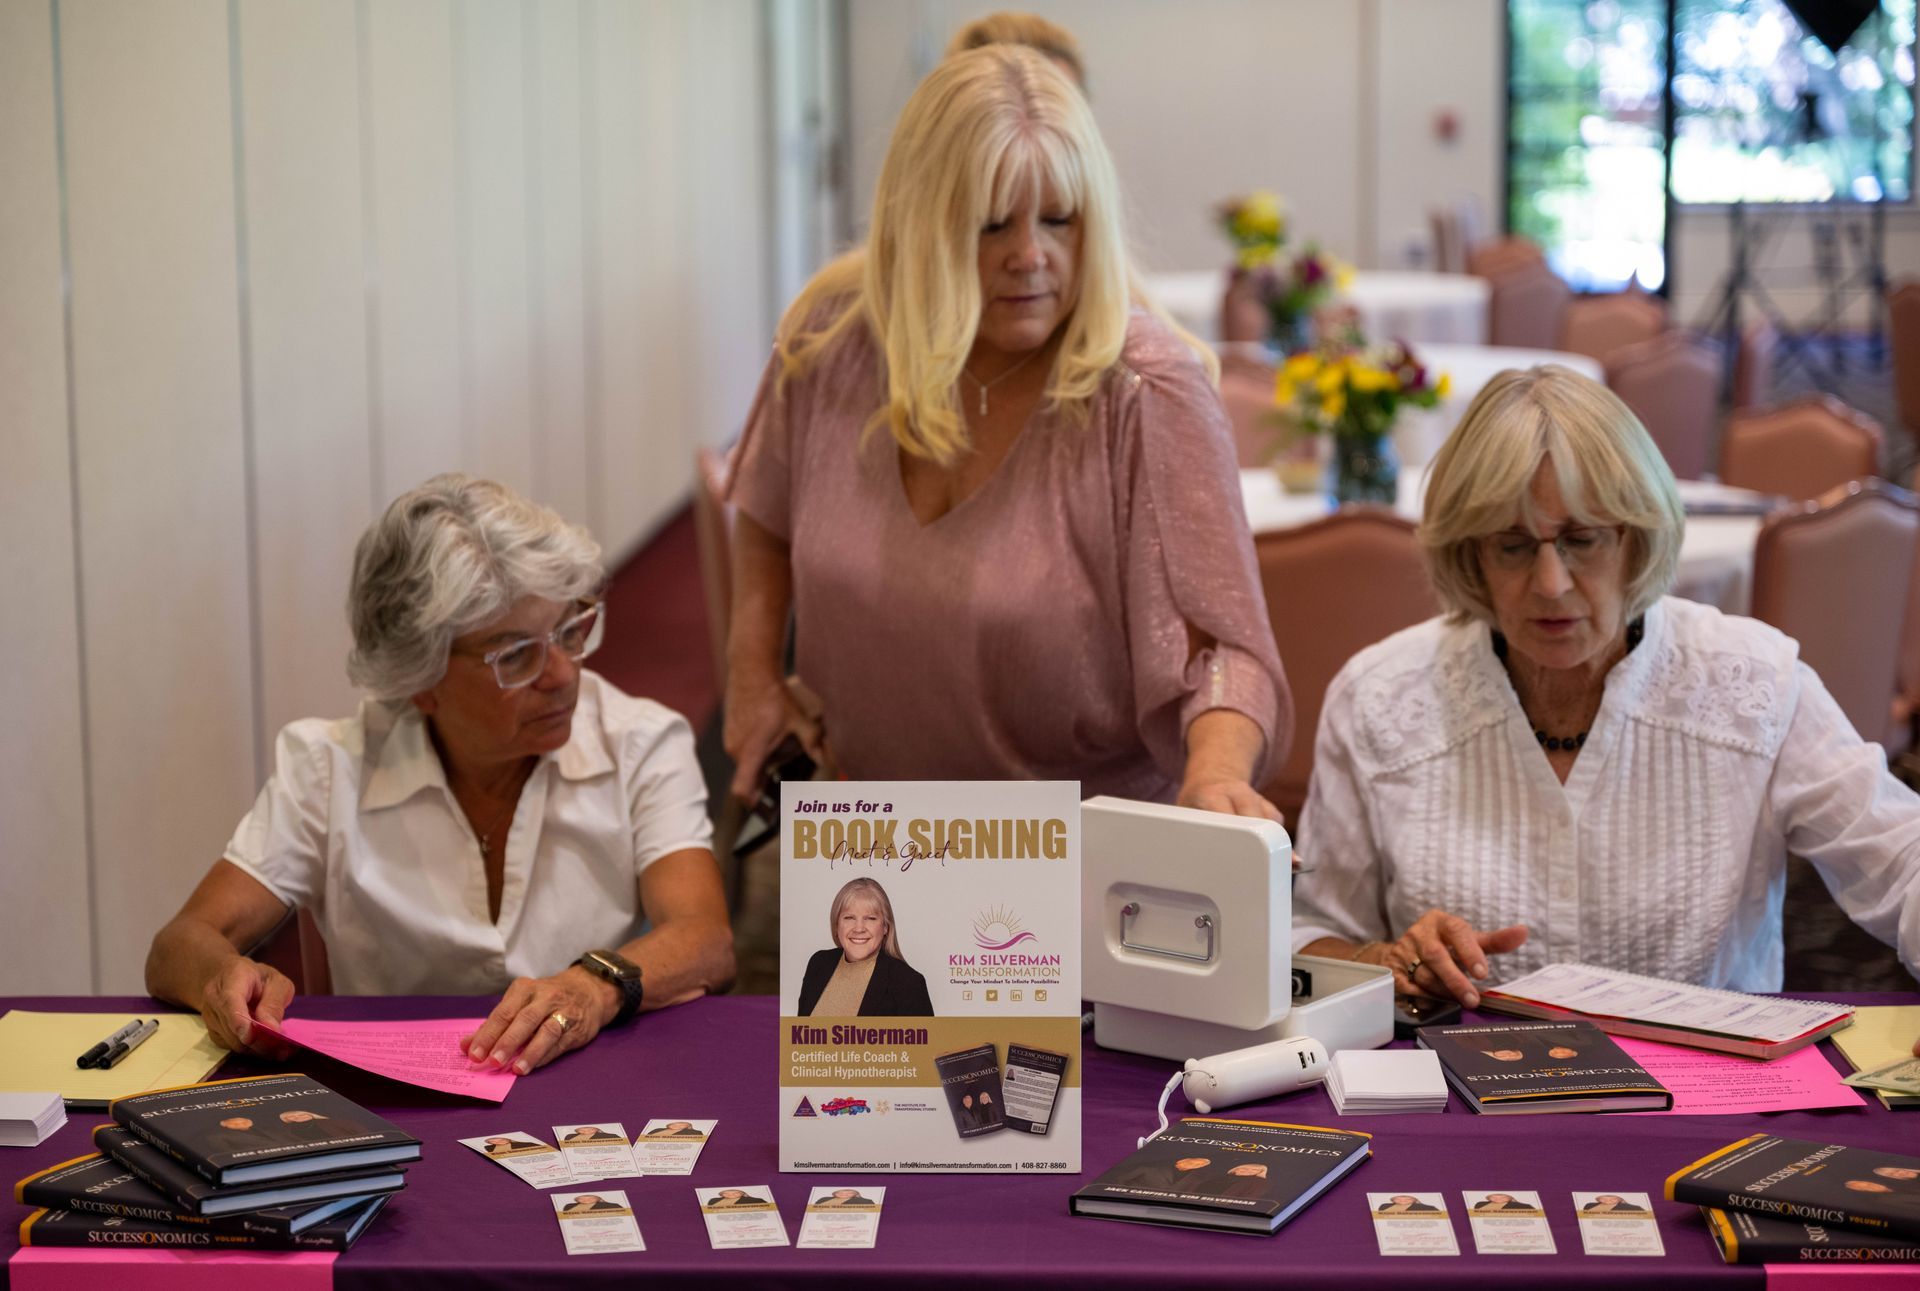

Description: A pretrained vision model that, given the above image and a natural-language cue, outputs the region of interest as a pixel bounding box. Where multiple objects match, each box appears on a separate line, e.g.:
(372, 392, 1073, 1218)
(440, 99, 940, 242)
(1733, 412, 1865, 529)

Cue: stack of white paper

(1327, 1050, 1448, 1115)
(0, 1092, 67, 1147)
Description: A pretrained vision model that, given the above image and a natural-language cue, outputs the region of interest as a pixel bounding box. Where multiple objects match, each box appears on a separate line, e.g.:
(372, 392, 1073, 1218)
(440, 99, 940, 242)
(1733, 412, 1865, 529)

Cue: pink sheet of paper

(1765, 1268, 1920, 1289)
(1614, 1036, 1867, 1116)
(255, 1016, 517, 1102)
(11, 1248, 334, 1291)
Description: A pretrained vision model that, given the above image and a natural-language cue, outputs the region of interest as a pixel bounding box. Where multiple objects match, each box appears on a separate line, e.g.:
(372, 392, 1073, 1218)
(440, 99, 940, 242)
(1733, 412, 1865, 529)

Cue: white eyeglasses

(464, 601, 605, 689)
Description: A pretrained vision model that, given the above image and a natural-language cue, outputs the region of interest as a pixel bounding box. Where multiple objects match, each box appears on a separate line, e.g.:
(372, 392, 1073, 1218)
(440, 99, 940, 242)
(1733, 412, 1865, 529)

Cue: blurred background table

(1145, 269, 1491, 347)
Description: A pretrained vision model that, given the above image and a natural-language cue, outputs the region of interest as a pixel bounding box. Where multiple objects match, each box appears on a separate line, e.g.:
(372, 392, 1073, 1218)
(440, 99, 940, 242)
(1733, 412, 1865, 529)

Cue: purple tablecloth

(4, 993, 1918, 1289)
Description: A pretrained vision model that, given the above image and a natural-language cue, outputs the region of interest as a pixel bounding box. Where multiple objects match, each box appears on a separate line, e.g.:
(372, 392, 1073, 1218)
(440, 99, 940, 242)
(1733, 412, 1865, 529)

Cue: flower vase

(1327, 419, 1398, 507)
(1268, 310, 1311, 357)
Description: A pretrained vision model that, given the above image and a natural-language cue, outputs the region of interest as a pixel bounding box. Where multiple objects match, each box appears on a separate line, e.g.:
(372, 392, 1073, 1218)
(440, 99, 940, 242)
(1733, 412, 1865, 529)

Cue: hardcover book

(17, 1194, 389, 1252)
(778, 781, 1081, 1173)
(109, 1073, 420, 1186)
(1417, 1020, 1672, 1113)
(16, 1144, 374, 1235)
(94, 1125, 407, 1218)
(1070, 1117, 1371, 1234)
(1703, 1207, 1920, 1263)
(1667, 1135, 1920, 1239)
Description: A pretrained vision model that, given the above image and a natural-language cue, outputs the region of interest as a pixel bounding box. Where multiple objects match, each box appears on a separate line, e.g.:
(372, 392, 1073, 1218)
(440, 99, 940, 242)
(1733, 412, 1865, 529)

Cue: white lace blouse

(1292, 597, 1920, 991)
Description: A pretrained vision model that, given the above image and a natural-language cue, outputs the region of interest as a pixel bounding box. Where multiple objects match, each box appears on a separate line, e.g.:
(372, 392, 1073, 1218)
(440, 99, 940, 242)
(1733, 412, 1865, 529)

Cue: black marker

(75, 1019, 142, 1069)
(102, 1019, 159, 1069)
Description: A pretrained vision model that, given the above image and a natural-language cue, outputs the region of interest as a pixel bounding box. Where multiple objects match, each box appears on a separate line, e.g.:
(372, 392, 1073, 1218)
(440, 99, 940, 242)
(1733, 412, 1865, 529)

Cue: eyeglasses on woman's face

(1476, 525, 1623, 575)
(470, 600, 604, 689)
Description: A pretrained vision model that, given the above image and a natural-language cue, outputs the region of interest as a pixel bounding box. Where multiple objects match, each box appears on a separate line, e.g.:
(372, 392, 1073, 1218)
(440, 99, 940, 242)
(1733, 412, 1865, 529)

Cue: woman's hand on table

(1354, 909, 1529, 1008)
(466, 967, 618, 1075)
(202, 956, 296, 1059)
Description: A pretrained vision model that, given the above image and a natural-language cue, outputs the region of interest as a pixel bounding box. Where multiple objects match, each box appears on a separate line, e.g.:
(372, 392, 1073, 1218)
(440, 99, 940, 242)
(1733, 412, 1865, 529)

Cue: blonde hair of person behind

(776, 45, 1209, 467)
(1420, 365, 1684, 625)
(827, 877, 906, 963)
(944, 10, 1086, 87)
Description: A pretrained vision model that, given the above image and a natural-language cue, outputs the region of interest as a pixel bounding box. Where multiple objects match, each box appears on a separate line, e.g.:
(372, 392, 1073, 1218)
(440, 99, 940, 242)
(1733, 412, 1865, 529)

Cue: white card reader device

(1081, 797, 1392, 1062)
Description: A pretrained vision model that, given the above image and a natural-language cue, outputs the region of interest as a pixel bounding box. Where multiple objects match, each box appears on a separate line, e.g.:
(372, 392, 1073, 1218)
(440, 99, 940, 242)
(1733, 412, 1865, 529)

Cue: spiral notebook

(1478, 964, 1852, 1060)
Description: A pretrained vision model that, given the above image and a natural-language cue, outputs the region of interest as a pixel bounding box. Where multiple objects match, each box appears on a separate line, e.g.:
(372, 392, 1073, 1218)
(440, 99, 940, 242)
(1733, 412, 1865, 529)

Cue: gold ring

(549, 1011, 573, 1034)
(1404, 957, 1424, 976)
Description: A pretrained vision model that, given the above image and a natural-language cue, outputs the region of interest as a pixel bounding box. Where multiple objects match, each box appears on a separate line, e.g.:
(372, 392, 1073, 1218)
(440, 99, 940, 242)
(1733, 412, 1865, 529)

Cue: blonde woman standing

(725, 46, 1289, 818)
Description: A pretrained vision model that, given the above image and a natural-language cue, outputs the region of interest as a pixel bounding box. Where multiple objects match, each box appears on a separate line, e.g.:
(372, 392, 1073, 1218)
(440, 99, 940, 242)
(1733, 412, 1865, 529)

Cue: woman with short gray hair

(148, 474, 734, 1074)
(1291, 367, 1920, 1005)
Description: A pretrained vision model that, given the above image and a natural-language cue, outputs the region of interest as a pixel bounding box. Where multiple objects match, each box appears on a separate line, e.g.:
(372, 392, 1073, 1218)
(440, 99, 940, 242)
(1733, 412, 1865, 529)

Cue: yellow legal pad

(0, 1011, 226, 1106)
(1829, 1005, 1920, 1110)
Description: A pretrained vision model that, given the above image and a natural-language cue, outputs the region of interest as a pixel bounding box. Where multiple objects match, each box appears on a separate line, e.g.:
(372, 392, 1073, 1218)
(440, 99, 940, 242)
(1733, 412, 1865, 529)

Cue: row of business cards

(550, 1186, 885, 1255)
(1371, 1191, 1664, 1257)
(459, 1120, 715, 1186)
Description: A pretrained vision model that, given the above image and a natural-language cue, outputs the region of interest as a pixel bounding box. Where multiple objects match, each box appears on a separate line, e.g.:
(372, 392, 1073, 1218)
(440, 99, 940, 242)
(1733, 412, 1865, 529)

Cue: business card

(1573, 1191, 1664, 1256)
(1463, 1189, 1555, 1254)
(633, 1118, 717, 1175)
(697, 1184, 790, 1249)
(459, 1131, 575, 1188)
(796, 1185, 886, 1249)
(551, 1189, 644, 1254)
(1367, 1192, 1460, 1255)
(552, 1121, 638, 1182)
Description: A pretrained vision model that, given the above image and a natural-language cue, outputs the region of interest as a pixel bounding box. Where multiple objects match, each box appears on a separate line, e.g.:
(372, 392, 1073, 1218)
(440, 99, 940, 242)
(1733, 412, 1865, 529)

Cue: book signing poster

(779, 781, 1080, 1173)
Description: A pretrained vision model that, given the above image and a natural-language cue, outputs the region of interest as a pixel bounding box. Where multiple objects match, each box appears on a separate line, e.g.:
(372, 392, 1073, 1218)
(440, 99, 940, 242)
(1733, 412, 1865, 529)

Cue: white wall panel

(460, 0, 536, 499)
(588, 0, 685, 558)
(236, 0, 374, 741)
(526, 0, 591, 526)
(364, 0, 462, 505)
(0, 0, 94, 993)
(61, 0, 254, 991)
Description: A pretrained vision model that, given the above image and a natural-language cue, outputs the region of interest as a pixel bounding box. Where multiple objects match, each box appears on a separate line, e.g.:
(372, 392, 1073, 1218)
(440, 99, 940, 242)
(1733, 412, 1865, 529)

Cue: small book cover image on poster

(1002, 1043, 1069, 1135)
(935, 1045, 1006, 1139)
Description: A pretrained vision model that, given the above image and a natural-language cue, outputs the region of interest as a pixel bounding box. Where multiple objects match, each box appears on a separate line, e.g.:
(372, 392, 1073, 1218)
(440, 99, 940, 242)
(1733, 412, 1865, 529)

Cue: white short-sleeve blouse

(1293, 597, 1920, 992)
(222, 671, 713, 995)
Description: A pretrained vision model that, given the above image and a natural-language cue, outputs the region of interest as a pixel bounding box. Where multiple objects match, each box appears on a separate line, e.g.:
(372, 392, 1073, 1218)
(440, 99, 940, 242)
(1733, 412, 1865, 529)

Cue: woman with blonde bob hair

(726, 46, 1289, 821)
(798, 878, 932, 1017)
(1292, 366, 1920, 1003)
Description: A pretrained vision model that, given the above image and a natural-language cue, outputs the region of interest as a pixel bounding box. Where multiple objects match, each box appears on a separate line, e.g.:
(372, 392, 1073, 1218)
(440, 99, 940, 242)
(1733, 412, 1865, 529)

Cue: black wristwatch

(575, 949, 644, 1026)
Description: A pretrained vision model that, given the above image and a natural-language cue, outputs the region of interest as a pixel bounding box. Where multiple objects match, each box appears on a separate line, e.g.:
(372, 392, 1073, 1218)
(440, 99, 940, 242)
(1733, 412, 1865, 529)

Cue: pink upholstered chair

(1217, 269, 1267, 344)
(1219, 350, 1280, 468)
(693, 446, 735, 686)
(1558, 290, 1666, 365)
(1751, 478, 1920, 742)
(1894, 465, 1920, 754)
(1890, 280, 1920, 446)
(1731, 316, 1778, 411)
(1719, 396, 1882, 501)
(1604, 330, 1721, 481)
(1486, 260, 1572, 350)
(1467, 236, 1545, 280)
(1253, 509, 1439, 821)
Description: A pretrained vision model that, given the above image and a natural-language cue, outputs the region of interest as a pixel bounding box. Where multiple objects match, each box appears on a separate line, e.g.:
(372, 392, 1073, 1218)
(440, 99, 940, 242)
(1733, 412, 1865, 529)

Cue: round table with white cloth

(1143, 269, 1491, 347)
(1239, 468, 1767, 615)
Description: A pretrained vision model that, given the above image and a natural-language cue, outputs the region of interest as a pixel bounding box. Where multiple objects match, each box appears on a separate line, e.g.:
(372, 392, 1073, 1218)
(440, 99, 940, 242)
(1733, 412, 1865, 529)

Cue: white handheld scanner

(1180, 1036, 1329, 1115)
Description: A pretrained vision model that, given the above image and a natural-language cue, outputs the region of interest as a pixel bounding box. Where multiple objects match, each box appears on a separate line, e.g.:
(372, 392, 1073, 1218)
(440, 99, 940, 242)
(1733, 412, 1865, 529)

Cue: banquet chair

(1604, 330, 1721, 481)
(1218, 269, 1268, 344)
(1467, 236, 1545, 279)
(1253, 509, 1438, 821)
(1486, 260, 1572, 349)
(1559, 290, 1666, 365)
(693, 445, 735, 687)
(247, 907, 333, 995)
(1731, 316, 1778, 411)
(1891, 280, 1920, 446)
(1218, 350, 1281, 468)
(1718, 396, 1882, 502)
(1894, 464, 1920, 758)
(1428, 206, 1466, 273)
(1751, 477, 1920, 744)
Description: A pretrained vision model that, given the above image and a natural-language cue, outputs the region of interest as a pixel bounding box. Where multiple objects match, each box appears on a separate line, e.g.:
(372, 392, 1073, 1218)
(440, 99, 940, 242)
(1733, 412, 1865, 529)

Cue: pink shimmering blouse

(728, 310, 1291, 803)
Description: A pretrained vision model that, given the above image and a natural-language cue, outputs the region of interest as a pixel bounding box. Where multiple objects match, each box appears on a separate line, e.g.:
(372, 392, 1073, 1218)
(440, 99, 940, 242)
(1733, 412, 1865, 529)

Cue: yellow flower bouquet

(1273, 341, 1450, 504)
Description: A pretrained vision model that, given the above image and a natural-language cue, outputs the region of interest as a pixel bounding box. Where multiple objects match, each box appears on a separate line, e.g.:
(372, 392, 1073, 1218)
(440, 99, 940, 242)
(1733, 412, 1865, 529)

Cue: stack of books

(1325, 1049, 1448, 1115)
(15, 1073, 418, 1252)
(1669, 1134, 1920, 1265)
